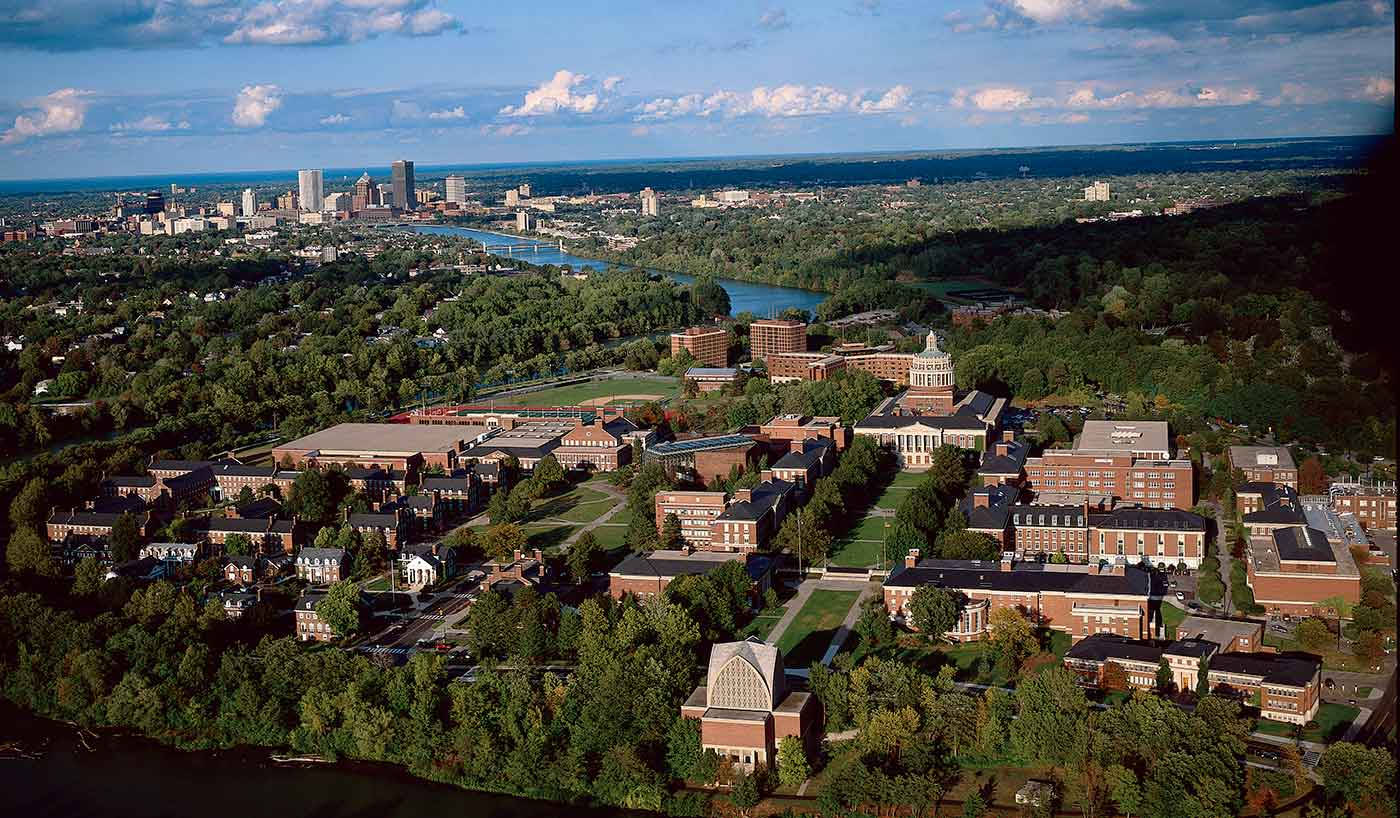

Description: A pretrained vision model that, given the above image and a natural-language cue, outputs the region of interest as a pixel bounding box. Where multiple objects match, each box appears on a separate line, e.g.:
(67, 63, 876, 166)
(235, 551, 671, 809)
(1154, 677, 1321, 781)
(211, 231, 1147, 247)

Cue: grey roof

(885, 558, 1152, 598)
(1240, 482, 1305, 525)
(49, 511, 129, 527)
(1273, 526, 1335, 563)
(1012, 505, 1088, 528)
(464, 442, 557, 461)
(233, 498, 282, 518)
(1074, 421, 1171, 457)
(297, 547, 345, 563)
(399, 494, 435, 509)
(773, 442, 829, 471)
(224, 555, 258, 569)
(150, 459, 215, 472)
(1162, 638, 1218, 659)
(956, 390, 997, 418)
(1211, 652, 1319, 688)
(296, 592, 328, 612)
(706, 637, 785, 711)
(349, 512, 399, 527)
(422, 476, 472, 492)
(717, 479, 795, 522)
(960, 484, 1020, 531)
(104, 475, 157, 488)
(648, 434, 756, 457)
(212, 462, 276, 478)
(1230, 446, 1297, 471)
(978, 438, 1031, 476)
(855, 410, 988, 431)
(685, 367, 739, 377)
(278, 423, 488, 455)
(611, 551, 773, 583)
(197, 517, 272, 534)
(1065, 633, 1164, 664)
(1090, 507, 1207, 532)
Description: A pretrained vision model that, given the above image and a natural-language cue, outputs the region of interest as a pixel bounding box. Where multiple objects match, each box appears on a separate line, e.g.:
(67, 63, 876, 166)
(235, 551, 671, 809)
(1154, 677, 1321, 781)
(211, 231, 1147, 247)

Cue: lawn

(522, 523, 576, 550)
(740, 615, 784, 642)
(852, 629, 1071, 688)
(510, 377, 679, 407)
(829, 537, 883, 569)
(527, 485, 616, 524)
(776, 589, 862, 668)
(873, 485, 914, 510)
(1263, 632, 1376, 673)
(590, 524, 629, 549)
(1253, 702, 1359, 743)
(1160, 603, 1187, 639)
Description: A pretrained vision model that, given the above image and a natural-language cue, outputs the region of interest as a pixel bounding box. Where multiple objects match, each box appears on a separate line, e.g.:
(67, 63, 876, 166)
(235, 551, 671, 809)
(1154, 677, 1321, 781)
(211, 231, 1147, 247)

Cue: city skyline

(0, 0, 1392, 179)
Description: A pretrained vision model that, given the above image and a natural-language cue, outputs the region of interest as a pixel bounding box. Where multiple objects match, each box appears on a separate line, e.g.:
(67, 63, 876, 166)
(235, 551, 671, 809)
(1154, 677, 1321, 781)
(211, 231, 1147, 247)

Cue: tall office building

(324, 192, 351, 212)
(144, 191, 166, 214)
(240, 188, 257, 217)
(297, 169, 324, 212)
(378, 183, 394, 207)
(1083, 181, 1110, 202)
(352, 173, 378, 210)
(445, 174, 467, 204)
(504, 189, 520, 207)
(392, 160, 416, 212)
(640, 187, 661, 217)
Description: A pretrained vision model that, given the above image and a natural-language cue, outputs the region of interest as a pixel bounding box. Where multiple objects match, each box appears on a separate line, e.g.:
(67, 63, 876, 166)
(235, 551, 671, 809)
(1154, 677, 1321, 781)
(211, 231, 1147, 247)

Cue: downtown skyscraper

(297, 169, 324, 212)
(392, 160, 416, 212)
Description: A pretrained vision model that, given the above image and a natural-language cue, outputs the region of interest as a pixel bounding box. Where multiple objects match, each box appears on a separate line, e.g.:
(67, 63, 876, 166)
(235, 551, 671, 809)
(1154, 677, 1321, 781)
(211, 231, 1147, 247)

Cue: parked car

(1176, 591, 1185, 601)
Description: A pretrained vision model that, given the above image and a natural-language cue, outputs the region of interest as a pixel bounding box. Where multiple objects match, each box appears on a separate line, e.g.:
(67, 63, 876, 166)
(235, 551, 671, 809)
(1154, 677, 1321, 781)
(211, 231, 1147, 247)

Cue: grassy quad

(828, 512, 892, 568)
(776, 589, 862, 668)
(508, 377, 679, 407)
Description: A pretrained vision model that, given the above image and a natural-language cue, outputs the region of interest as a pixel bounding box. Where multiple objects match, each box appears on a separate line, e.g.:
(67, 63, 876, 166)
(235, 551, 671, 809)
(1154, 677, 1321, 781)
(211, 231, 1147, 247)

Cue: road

(1351, 672, 1397, 747)
(358, 574, 484, 658)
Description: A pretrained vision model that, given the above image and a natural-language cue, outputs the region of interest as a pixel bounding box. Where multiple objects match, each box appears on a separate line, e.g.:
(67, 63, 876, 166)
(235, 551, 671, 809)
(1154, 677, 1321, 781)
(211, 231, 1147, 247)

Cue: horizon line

(0, 132, 1387, 188)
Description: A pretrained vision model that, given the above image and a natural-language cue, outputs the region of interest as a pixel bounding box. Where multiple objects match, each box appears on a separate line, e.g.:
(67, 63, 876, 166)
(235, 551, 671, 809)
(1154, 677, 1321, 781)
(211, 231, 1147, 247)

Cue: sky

(0, 0, 1393, 179)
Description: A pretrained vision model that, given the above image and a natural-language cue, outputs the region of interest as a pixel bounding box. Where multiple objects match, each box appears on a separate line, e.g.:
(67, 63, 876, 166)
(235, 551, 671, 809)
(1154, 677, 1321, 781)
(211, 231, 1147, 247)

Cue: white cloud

(998, 0, 1133, 25)
(481, 123, 532, 136)
(960, 86, 1050, 111)
(392, 100, 468, 120)
(232, 84, 282, 127)
(856, 85, 912, 113)
(221, 1, 459, 46)
(110, 115, 188, 132)
(758, 8, 791, 30)
(602, 76, 624, 92)
(1066, 83, 1261, 109)
(1356, 76, 1395, 102)
(500, 70, 604, 117)
(635, 83, 912, 121)
(427, 106, 466, 120)
(320, 113, 352, 125)
(2, 88, 92, 144)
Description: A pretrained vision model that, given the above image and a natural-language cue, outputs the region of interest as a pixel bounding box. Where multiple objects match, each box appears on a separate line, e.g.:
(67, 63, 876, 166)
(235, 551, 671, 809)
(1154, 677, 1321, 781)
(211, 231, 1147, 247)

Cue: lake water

(0, 706, 634, 818)
(408, 225, 827, 319)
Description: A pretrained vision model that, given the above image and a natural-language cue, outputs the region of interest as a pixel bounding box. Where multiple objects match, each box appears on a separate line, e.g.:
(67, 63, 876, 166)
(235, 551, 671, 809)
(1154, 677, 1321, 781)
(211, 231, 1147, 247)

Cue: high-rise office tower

(378, 183, 394, 207)
(392, 160, 416, 211)
(240, 188, 257, 217)
(298, 169, 324, 212)
(640, 187, 660, 217)
(353, 173, 377, 210)
(445, 174, 467, 204)
(145, 191, 166, 214)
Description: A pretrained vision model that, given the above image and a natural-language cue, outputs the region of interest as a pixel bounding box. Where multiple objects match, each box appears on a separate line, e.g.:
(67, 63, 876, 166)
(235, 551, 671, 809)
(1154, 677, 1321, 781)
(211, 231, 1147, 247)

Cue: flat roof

(1230, 445, 1297, 470)
(1176, 616, 1261, 647)
(1075, 421, 1171, 456)
(276, 422, 489, 455)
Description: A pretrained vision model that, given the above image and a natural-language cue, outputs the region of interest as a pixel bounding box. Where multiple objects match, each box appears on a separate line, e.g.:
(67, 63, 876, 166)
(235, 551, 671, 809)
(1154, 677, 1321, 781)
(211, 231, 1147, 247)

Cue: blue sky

(0, 0, 1393, 179)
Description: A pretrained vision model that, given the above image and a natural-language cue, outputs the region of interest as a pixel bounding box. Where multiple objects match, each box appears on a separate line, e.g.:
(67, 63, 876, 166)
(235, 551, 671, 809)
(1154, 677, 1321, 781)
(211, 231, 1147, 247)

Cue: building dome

(916, 330, 947, 358)
(910, 330, 954, 389)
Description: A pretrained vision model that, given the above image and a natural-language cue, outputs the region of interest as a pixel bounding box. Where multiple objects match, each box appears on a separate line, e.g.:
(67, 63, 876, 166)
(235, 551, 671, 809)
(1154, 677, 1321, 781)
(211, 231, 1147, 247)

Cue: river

(408, 225, 827, 318)
(0, 706, 633, 818)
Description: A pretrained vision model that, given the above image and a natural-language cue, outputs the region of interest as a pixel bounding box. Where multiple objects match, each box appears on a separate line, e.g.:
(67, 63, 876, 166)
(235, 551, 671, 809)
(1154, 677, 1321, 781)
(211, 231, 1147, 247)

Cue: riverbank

(0, 704, 643, 818)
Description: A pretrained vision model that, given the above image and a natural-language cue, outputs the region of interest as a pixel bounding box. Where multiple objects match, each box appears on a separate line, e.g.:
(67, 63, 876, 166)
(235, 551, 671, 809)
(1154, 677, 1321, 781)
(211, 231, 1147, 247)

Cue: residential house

(296, 547, 346, 584)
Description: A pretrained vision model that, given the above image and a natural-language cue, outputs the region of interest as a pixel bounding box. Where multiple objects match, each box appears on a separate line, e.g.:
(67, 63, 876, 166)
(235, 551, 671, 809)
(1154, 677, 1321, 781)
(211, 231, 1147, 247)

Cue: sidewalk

(763, 579, 818, 647)
(818, 584, 879, 665)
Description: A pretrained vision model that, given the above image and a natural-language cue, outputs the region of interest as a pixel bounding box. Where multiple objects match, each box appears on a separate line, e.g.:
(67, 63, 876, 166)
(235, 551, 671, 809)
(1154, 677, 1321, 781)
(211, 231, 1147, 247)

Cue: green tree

(853, 597, 894, 648)
(483, 523, 526, 561)
(988, 607, 1038, 674)
(1011, 667, 1088, 768)
(729, 768, 761, 817)
(110, 513, 143, 563)
(665, 716, 704, 781)
(776, 736, 810, 790)
(6, 528, 56, 577)
(224, 533, 254, 557)
(72, 556, 105, 596)
(1156, 658, 1173, 695)
(692, 276, 732, 318)
(532, 454, 566, 492)
(1196, 655, 1211, 698)
(908, 586, 961, 640)
(317, 581, 362, 638)
(1317, 742, 1396, 817)
(1295, 618, 1331, 651)
(660, 512, 683, 549)
(288, 469, 336, 526)
(961, 790, 988, 818)
(567, 530, 602, 581)
(1106, 764, 1142, 818)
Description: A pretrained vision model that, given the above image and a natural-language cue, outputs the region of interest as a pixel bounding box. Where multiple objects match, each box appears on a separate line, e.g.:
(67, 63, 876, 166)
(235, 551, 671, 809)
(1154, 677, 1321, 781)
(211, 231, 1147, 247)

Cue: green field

(1253, 702, 1359, 743)
(1160, 603, 1186, 640)
(591, 524, 629, 549)
(508, 377, 679, 407)
(830, 538, 883, 568)
(874, 485, 914, 510)
(527, 485, 617, 525)
(741, 615, 785, 641)
(777, 590, 861, 668)
(523, 523, 576, 550)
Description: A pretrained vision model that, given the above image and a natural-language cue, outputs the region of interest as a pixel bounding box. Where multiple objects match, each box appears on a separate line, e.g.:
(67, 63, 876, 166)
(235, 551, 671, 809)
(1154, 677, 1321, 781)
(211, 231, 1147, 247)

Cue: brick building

(1245, 525, 1361, 617)
(670, 326, 728, 368)
(553, 414, 638, 471)
(646, 434, 763, 484)
(296, 547, 346, 584)
(770, 439, 835, 492)
(884, 555, 1153, 642)
(47, 509, 152, 544)
(977, 432, 1031, 486)
(748, 319, 807, 364)
(680, 639, 820, 771)
(1023, 421, 1193, 510)
(608, 550, 774, 600)
(1064, 633, 1322, 724)
(749, 414, 851, 451)
(656, 490, 730, 548)
(295, 592, 335, 642)
(1329, 479, 1397, 532)
(347, 510, 404, 549)
(854, 394, 1000, 470)
(210, 462, 279, 501)
(1229, 446, 1298, 489)
(102, 468, 212, 507)
(420, 472, 482, 517)
(711, 479, 797, 553)
(272, 423, 491, 476)
(684, 367, 741, 393)
(346, 467, 409, 503)
(766, 351, 846, 383)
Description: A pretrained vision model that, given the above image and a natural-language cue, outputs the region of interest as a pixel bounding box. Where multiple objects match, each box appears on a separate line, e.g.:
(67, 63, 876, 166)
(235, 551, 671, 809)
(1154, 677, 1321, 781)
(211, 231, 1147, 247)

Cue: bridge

(479, 239, 566, 255)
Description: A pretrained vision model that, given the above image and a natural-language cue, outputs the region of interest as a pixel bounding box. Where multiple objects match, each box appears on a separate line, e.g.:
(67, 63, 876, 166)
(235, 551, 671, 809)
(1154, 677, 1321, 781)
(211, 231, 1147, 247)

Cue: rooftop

(1074, 421, 1171, 457)
(886, 557, 1152, 597)
(277, 422, 489, 456)
(1230, 445, 1297, 471)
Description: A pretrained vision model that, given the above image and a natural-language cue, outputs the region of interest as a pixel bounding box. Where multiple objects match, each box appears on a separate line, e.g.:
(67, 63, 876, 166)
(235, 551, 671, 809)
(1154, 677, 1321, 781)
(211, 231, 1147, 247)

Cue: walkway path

(763, 579, 819, 647)
(561, 481, 628, 548)
(818, 584, 879, 665)
(1212, 500, 1234, 615)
